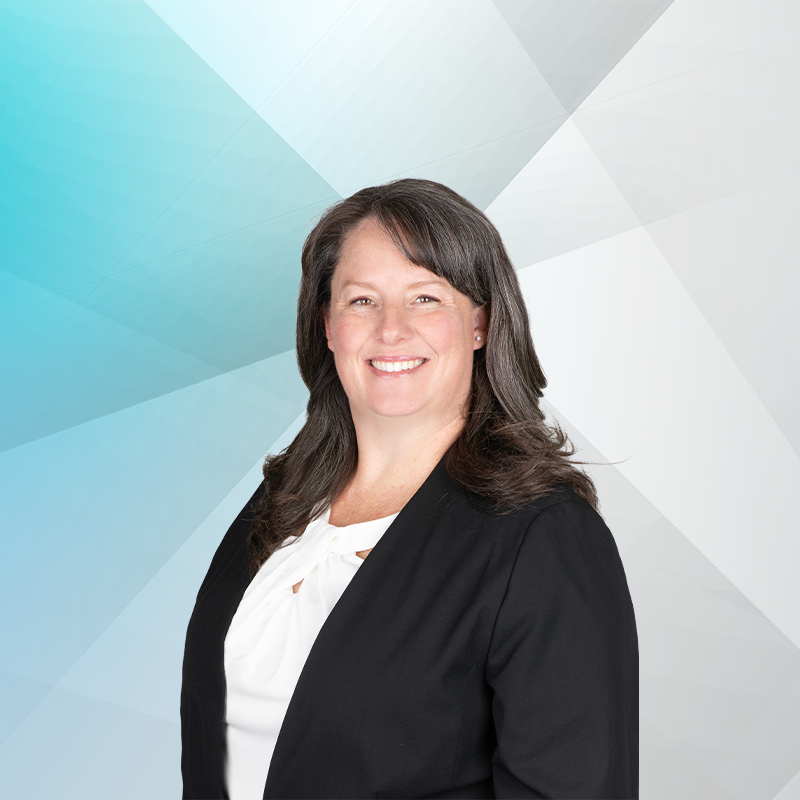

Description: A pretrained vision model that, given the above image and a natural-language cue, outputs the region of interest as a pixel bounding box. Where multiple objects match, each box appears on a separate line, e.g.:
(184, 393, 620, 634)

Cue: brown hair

(249, 178, 597, 573)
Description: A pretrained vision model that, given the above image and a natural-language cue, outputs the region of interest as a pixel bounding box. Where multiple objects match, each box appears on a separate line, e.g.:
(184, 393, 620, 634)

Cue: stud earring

(476, 336, 482, 342)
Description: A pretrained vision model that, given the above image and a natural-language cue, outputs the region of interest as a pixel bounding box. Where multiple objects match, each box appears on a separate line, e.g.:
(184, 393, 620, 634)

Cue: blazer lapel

(263, 455, 460, 797)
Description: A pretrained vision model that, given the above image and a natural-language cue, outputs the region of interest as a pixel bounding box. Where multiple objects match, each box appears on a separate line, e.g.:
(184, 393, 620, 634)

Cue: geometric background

(1, 1, 798, 797)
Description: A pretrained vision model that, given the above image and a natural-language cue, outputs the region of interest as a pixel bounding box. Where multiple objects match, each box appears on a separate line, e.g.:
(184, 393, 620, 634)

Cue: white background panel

(574, 50, 794, 223)
(485, 118, 641, 267)
(645, 170, 800, 455)
(518, 228, 800, 648)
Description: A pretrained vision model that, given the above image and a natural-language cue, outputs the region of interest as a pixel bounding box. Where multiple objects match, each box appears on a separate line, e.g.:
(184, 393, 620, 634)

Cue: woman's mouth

(369, 358, 427, 373)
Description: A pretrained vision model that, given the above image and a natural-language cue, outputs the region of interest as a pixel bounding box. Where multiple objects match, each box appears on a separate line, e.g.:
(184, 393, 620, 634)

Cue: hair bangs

(370, 200, 488, 307)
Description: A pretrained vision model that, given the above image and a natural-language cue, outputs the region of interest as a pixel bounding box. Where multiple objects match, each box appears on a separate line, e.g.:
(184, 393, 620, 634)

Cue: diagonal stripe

(0, 395, 306, 741)
(773, 767, 800, 800)
(490, 0, 675, 113)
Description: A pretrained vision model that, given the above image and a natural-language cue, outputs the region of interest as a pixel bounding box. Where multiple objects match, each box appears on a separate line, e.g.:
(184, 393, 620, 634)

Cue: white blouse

(223, 507, 398, 800)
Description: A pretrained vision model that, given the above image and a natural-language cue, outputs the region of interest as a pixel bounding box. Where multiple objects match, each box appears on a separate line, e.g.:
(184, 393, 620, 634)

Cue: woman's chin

(361, 397, 430, 420)
(368, 404, 425, 419)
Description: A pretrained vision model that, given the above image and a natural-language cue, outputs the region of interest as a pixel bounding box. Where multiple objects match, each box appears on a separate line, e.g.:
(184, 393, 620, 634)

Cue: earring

(476, 336, 482, 342)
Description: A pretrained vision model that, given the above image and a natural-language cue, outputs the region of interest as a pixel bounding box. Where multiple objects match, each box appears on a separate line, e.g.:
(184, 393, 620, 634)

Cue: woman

(181, 179, 638, 799)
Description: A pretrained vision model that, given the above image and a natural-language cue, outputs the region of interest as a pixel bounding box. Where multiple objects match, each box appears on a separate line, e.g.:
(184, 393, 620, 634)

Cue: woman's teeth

(370, 359, 425, 372)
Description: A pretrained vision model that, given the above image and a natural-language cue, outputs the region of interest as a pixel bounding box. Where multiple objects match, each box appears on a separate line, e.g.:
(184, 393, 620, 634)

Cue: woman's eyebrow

(340, 279, 447, 291)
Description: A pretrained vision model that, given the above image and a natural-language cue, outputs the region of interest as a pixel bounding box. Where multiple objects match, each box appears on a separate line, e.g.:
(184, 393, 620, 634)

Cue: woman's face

(324, 217, 487, 428)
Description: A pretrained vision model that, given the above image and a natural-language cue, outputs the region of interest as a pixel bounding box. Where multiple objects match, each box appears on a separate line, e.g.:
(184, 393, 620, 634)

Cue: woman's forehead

(335, 221, 446, 285)
(335, 269, 451, 292)
(338, 217, 412, 263)
(331, 215, 482, 307)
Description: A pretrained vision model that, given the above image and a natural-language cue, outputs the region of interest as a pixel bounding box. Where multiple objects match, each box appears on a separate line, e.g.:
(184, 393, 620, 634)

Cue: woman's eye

(415, 295, 439, 304)
(350, 297, 373, 306)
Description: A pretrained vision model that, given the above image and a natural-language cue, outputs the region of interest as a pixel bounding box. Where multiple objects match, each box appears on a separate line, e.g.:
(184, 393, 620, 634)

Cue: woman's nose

(376, 304, 412, 344)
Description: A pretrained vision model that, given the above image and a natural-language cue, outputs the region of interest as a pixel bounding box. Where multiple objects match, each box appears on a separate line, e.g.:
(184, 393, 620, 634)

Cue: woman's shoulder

(498, 485, 633, 611)
(521, 483, 596, 518)
(220, 480, 265, 551)
(516, 485, 620, 559)
(462, 481, 604, 533)
(195, 480, 265, 598)
(461, 482, 624, 578)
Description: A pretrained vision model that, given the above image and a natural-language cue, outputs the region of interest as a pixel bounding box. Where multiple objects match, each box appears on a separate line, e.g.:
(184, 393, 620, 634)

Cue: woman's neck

(328, 412, 463, 526)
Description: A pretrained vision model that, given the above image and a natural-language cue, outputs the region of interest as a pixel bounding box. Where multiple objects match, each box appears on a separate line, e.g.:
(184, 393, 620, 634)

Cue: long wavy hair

(249, 178, 597, 573)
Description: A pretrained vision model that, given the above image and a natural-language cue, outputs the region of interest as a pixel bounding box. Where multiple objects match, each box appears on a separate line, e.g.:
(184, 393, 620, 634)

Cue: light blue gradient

(0, 0, 337, 452)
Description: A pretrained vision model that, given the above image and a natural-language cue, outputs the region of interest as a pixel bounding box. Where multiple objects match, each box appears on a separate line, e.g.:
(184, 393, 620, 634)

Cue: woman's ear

(473, 302, 489, 349)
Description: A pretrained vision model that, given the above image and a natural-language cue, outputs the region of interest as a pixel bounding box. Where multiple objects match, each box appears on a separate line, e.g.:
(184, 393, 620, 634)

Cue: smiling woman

(324, 217, 486, 450)
(181, 179, 638, 800)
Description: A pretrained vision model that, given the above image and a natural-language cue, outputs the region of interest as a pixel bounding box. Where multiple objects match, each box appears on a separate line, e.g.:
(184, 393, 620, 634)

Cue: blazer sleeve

(486, 498, 638, 799)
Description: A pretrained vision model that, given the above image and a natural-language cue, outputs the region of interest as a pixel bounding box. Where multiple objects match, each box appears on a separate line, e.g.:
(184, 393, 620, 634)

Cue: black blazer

(181, 458, 638, 799)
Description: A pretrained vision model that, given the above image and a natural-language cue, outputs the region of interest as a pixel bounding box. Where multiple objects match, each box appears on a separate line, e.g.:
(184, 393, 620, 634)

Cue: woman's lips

(368, 358, 427, 373)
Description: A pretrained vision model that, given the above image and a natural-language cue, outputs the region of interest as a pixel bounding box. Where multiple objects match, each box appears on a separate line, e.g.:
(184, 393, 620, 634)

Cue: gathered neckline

(323, 506, 400, 530)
